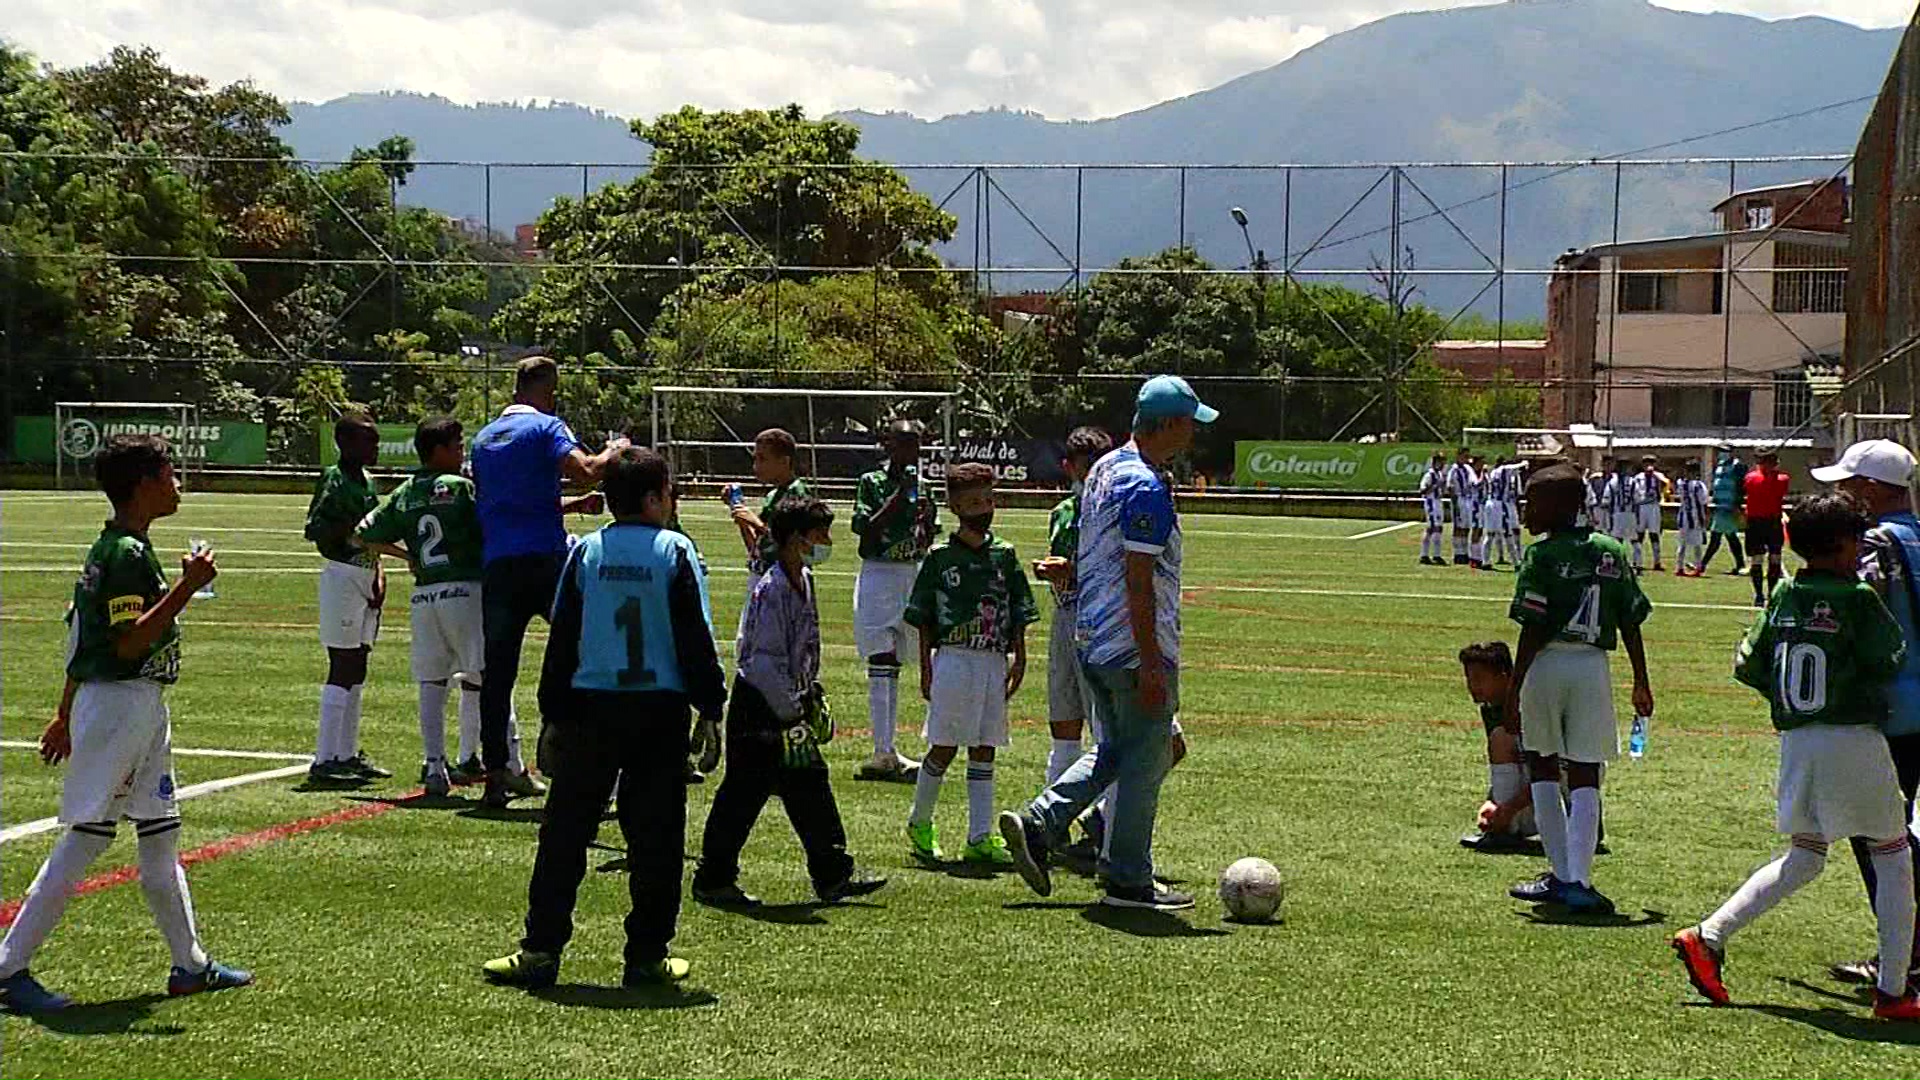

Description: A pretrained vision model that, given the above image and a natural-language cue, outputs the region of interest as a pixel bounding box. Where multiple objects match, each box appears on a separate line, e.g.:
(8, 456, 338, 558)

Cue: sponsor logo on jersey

(1596, 553, 1622, 579)
(1806, 602, 1841, 633)
(430, 480, 457, 504)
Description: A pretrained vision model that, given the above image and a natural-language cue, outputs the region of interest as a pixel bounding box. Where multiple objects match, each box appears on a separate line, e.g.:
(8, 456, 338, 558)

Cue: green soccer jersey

(851, 466, 937, 562)
(905, 533, 1040, 653)
(305, 465, 379, 566)
(66, 523, 180, 684)
(1046, 494, 1080, 607)
(1509, 527, 1651, 651)
(750, 476, 815, 574)
(1734, 569, 1907, 730)
(357, 469, 485, 585)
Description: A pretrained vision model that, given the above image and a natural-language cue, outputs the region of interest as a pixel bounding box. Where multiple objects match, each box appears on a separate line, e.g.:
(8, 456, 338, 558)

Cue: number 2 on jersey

(1565, 583, 1602, 643)
(416, 514, 449, 567)
(613, 597, 655, 687)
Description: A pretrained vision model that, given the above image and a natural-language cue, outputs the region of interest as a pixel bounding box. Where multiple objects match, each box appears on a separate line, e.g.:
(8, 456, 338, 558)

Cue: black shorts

(1746, 516, 1785, 556)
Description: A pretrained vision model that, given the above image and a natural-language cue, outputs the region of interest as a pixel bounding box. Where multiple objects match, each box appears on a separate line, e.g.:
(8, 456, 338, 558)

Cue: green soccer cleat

(481, 949, 559, 989)
(503, 768, 548, 798)
(963, 834, 1015, 867)
(624, 957, 691, 987)
(449, 756, 486, 785)
(908, 820, 943, 863)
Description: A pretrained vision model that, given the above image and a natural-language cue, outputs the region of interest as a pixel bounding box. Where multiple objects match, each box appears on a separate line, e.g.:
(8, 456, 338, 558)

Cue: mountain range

(281, 0, 1902, 317)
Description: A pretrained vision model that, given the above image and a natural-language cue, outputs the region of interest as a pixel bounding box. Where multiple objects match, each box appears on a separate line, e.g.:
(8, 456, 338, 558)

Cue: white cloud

(3, 0, 1907, 123)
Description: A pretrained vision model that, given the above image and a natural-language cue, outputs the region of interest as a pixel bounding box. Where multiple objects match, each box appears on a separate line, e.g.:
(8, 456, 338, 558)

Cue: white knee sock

(317, 684, 349, 762)
(1453, 532, 1468, 559)
(135, 820, 209, 973)
(341, 684, 364, 759)
(909, 756, 946, 826)
(1470, 539, 1485, 563)
(418, 682, 449, 766)
(1489, 762, 1525, 811)
(868, 663, 900, 757)
(1869, 837, 1918, 996)
(1649, 534, 1663, 565)
(0, 824, 115, 978)
(1701, 836, 1828, 949)
(505, 702, 525, 773)
(1047, 738, 1083, 786)
(1566, 786, 1602, 886)
(1530, 780, 1572, 882)
(965, 760, 996, 845)
(456, 682, 481, 763)
(1630, 538, 1644, 568)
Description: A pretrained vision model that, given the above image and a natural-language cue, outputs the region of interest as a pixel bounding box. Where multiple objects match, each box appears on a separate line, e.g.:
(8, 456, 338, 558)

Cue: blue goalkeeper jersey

(563, 523, 713, 694)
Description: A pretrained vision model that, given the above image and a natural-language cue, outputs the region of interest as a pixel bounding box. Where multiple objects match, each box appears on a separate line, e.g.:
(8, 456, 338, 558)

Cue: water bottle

(722, 483, 745, 509)
(1628, 714, 1650, 760)
(189, 538, 216, 600)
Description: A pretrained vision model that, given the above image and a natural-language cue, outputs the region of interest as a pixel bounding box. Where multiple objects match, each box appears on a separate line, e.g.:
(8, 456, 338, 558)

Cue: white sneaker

(855, 752, 920, 783)
(423, 764, 452, 798)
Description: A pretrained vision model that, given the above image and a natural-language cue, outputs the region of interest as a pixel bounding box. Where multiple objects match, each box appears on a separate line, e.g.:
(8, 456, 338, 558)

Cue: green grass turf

(3, 489, 1917, 1077)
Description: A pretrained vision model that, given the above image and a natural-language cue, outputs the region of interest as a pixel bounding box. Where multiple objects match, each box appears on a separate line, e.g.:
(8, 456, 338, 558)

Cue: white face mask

(802, 543, 833, 567)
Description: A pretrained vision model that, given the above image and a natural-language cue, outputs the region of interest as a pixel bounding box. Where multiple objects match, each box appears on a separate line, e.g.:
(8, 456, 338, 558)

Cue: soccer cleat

(0, 970, 72, 1014)
(624, 957, 692, 987)
(167, 960, 253, 997)
(1672, 927, 1730, 1005)
(504, 768, 548, 798)
(307, 758, 357, 784)
(692, 882, 762, 908)
(963, 834, 1015, 867)
(1453, 555, 1468, 566)
(999, 810, 1053, 897)
(1509, 872, 1571, 904)
(1563, 882, 1617, 916)
(1460, 830, 1533, 855)
(856, 753, 919, 783)
(481, 769, 513, 809)
(423, 764, 452, 798)
(1830, 958, 1878, 986)
(1873, 990, 1920, 1021)
(482, 949, 559, 988)
(1100, 883, 1196, 911)
(907, 820, 943, 863)
(817, 870, 889, 904)
(345, 752, 392, 780)
(449, 755, 486, 785)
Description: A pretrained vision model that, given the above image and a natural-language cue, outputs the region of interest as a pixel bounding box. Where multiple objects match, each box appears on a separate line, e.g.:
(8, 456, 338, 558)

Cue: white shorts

(1518, 642, 1617, 764)
(1609, 511, 1636, 541)
(924, 647, 1010, 748)
(1636, 504, 1662, 535)
(61, 680, 176, 824)
(319, 560, 382, 650)
(409, 581, 484, 683)
(853, 559, 918, 659)
(1679, 526, 1705, 550)
(1776, 725, 1908, 839)
(1422, 499, 1445, 528)
(1482, 502, 1514, 533)
(1453, 500, 1478, 529)
(1047, 604, 1087, 727)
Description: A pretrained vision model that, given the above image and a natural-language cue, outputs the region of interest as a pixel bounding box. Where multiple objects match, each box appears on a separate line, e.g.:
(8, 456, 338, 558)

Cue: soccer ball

(1219, 857, 1284, 923)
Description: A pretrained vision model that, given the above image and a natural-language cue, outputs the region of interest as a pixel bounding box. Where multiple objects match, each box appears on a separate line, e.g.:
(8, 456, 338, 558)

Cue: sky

(7, 0, 1914, 121)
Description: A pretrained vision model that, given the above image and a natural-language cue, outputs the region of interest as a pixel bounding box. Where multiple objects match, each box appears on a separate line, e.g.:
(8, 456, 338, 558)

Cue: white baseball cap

(1811, 439, 1917, 488)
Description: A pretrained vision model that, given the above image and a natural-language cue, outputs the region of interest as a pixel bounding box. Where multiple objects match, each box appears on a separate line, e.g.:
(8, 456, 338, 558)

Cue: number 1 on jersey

(614, 597, 655, 687)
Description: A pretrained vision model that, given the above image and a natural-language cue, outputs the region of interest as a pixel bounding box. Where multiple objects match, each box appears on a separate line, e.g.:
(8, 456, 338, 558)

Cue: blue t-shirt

(1076, 443, 1181, 669)
(564, 523, 714, 695)
(471, 405, 581, 563)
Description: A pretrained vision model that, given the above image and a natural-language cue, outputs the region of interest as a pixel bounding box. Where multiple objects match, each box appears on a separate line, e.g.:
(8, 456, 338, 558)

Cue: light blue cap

(1133, 374, 1219, 427)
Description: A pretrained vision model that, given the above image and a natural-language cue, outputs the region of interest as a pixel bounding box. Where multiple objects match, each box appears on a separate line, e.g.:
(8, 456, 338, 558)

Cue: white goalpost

(53, 400, 199, 490)
(648, 386, 957, 479)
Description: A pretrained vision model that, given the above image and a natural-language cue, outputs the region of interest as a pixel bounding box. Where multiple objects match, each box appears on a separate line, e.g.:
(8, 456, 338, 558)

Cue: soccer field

(2, 489, 1916, 1078)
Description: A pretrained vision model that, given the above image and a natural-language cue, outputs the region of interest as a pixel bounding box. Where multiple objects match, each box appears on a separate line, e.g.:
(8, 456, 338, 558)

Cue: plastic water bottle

(722, 483, 745, 509)
(1628, 714, 1650, 760)
(189, 538, 216, 600)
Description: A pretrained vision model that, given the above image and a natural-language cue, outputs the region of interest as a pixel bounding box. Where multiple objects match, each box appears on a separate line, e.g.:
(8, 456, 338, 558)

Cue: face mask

(1071, 480, 1085, 497)
(802, 543, 833, 567)
(959, 511, 995, 533)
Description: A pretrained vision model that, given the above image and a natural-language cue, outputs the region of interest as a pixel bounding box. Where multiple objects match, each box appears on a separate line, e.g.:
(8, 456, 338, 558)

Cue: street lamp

(1230, 207, 1283, 438)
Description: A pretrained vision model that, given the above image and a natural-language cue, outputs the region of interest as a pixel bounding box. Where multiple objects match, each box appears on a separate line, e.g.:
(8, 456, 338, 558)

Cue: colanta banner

(12, 415, 268, 465)
(318, 422, 422, 468)
(1233, 441, 1517, 490)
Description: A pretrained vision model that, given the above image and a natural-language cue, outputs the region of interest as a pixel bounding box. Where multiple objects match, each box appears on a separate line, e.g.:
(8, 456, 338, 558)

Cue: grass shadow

(1004, 900, 1092, 911)
(1692, 985, 1920, 1047)
(530, 983, 718, 1011)
(1516, 906, 1667, 929)
(21, 993, 177, 1037)
(457, 806, 546, 825)
(1080, 906, 1230, 939)
(343, 792, 469, 812)
(290, 779, 369, 794)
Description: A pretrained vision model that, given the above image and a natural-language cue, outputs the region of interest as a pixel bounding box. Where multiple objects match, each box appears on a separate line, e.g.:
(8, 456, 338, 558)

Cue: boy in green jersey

(358, 417, 543, 798)
(304, 413, 389, 783)
(728, 428, 815, 592)
(0, 436, 250, 1015)
(851, 419, 940, 782)
(1504, 464, 1654, 916)
(1673, 493, 1920, 1020)
(904, 463, 1039, 865)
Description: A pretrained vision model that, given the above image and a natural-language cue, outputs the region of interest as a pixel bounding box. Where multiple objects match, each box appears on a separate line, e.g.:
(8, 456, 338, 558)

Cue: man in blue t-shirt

(470, 356, 628, 807)
(1001, 374, 1217, 912)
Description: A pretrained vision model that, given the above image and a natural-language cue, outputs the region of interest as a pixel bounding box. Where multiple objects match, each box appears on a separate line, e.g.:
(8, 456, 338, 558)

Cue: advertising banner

(13, 415, 267, 465)
(924, 437, 1068, 486)
(1233, 441, 1516, 490)
(318, 423, 421, 468)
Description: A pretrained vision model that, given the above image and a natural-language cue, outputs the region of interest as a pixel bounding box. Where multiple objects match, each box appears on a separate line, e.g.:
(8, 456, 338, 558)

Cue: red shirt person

(1742, 448, 1791, 606)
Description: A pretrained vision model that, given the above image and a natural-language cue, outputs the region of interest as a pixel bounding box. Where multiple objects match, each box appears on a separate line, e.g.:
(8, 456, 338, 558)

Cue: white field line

(1345, 520, 1420, 540)
(0, 752, 311, 845)
(1, 741, 307, 762)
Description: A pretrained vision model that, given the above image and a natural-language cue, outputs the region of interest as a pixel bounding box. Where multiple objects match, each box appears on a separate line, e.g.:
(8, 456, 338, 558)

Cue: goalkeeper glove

(691, 716, 722, 774)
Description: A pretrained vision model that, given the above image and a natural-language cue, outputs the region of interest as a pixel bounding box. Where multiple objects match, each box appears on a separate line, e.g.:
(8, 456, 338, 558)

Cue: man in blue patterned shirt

(1001, 375, 1216, 911)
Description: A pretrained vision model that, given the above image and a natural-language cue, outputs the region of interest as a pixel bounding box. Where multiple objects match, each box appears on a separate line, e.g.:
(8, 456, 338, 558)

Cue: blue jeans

(1028, 663, 1177, 890)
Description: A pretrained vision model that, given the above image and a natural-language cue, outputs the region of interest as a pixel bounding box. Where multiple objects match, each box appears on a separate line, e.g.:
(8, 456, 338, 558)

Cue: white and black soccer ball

(1219, 857, 1284, 923)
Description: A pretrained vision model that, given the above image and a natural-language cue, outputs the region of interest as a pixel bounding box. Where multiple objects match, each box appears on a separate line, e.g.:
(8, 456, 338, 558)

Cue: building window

(1651, 386, 1753, 428)
(1773, 370, 1813, 428)
(1618, 272, 1678, 313)
(1772, 242, 1846, 313)
(1744, 200, 1774, 230)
